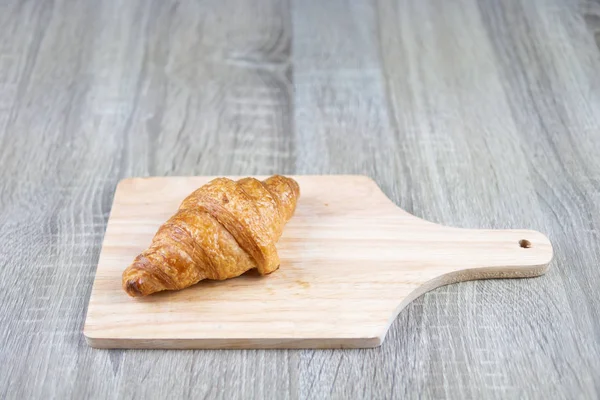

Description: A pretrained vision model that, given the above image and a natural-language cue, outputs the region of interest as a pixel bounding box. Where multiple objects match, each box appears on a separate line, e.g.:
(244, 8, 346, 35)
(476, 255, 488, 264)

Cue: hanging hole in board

(519, 239, 532, 248)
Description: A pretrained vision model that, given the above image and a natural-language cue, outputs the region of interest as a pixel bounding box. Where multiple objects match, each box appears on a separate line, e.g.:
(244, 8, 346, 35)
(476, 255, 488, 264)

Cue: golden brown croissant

(122, 175, 300, 297)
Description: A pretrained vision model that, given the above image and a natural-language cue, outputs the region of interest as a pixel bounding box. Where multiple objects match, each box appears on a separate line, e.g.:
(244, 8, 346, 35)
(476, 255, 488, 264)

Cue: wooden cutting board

(84, 175, 553, 349)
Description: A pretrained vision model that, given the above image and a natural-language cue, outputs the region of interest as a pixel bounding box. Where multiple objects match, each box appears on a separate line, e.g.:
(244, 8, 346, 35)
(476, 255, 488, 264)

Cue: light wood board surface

(84, 175, 553, 349)
(1, 0, 599, 398)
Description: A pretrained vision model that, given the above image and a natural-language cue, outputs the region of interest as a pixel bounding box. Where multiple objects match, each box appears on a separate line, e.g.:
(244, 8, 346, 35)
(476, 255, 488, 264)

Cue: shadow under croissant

(131, 267, 272, 303)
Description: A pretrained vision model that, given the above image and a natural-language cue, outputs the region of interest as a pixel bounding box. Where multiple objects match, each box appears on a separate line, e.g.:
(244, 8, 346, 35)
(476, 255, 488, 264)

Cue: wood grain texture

(0, 0, 599, 398)
(84, 175, 552, 349)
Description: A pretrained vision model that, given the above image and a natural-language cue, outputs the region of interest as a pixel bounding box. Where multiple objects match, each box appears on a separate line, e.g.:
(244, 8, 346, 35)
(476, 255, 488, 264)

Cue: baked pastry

(122, 175, 300, 297)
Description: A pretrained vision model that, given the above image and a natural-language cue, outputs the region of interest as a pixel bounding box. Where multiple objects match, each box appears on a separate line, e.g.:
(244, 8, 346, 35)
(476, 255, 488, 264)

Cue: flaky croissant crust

(122, 175, 300, 297)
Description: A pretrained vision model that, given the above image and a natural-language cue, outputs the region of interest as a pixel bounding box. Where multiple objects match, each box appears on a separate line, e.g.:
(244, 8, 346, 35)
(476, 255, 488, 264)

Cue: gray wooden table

(1, 0, 599, 398)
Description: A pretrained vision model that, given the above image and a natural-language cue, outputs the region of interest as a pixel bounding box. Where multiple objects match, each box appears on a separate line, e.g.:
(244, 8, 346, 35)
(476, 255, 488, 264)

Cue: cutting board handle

(381, 225, 553, 345)
(395, 224, 554, 289)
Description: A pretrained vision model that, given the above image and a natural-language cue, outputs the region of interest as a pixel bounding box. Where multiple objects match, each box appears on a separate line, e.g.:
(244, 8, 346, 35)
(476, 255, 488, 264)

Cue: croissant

(122, 175, 300, 297)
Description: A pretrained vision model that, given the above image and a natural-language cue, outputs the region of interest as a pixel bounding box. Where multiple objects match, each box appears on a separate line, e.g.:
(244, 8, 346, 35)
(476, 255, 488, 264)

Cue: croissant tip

(286, 177, 300, 197)
(124, 278, 145, 297)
